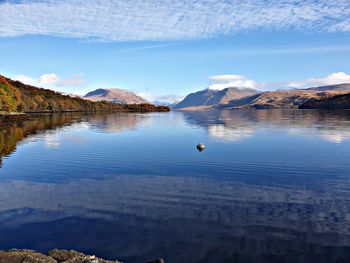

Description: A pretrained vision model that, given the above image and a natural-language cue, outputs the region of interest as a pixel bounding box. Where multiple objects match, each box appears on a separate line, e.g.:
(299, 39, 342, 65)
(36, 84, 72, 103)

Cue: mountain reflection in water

(0, 110, 350, 263)
(182, 109, 350, 143)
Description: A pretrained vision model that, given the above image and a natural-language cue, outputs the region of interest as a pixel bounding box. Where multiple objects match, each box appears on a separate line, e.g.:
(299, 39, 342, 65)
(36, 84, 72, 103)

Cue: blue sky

(0, 0, 350, 102)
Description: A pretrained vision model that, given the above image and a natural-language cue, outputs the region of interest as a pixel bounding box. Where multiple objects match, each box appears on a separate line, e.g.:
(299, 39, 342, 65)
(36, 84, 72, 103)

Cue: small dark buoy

(147, 259, 164, 263)
(196, 143, 205, 152)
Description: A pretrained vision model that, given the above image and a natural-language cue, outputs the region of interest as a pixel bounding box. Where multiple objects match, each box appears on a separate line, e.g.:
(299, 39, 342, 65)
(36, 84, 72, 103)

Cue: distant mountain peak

(174, 86, 258, 109)
(84, 88, 148, 104)
(84, 88, 109, 97)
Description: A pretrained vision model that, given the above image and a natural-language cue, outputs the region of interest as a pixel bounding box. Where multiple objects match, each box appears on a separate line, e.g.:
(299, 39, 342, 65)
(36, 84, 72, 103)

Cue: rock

(0, 249, 121, 263)
(48, 249, 120, 263)
(0, 250, 56, 263)
(48, 249, 85, 261)
(21, 255, 50, 263)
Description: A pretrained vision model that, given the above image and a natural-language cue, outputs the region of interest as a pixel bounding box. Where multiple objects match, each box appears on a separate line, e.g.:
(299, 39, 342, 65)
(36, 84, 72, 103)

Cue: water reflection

(0, 110, 350, 263)
(0, 113, 85, 167)
(0, 112, 148, 166)
(182, 109, 350, 143)
(2, 110, 350, 167)
(88, 113, 148, 133)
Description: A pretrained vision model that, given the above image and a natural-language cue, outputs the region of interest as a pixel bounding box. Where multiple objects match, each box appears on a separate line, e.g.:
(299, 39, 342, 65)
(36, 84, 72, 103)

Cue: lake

(1, 110, 350, 263)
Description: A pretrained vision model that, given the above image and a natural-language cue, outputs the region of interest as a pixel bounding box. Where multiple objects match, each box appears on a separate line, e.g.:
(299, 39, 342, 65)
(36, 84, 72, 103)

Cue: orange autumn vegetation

(0, 75, 170, 113)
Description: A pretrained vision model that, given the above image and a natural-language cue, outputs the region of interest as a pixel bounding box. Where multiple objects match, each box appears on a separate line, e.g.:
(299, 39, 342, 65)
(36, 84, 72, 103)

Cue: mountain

(300, 93, 350, 109)
(223, 89, 350, 109)
(0, 75, 169, 113)
(84, 88, 148, 104)
(224, 84, 350, 109)
(175, 84, 350, 110)
(174, 87, 258, 109)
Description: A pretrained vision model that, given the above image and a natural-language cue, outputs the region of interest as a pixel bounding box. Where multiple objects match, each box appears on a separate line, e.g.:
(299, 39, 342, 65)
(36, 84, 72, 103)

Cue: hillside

(0, 75, 169, 113)
(223, 89, 350, 109)
(299, 93, 350, 109)
(84, 88, 148, 104)
(174, 87, 258, 109)
(0, 76, 21, 112)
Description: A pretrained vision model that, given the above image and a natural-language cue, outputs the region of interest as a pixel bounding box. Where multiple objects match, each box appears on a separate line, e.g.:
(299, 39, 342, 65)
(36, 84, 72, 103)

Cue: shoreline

(0, 113, 31, 126)
(0, 108, 170, 127)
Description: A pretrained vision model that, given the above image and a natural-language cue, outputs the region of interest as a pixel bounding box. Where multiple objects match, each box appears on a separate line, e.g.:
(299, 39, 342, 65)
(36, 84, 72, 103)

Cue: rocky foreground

(0, 249, 164, 263)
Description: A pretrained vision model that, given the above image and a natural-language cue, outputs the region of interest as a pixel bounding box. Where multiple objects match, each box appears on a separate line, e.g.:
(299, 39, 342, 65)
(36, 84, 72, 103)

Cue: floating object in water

(147, 259, 165, 263)
(196, 143, 205, 152)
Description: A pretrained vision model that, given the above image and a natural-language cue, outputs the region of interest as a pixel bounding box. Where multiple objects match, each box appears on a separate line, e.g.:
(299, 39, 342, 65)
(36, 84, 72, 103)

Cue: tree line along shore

(0, 75, 170, 116)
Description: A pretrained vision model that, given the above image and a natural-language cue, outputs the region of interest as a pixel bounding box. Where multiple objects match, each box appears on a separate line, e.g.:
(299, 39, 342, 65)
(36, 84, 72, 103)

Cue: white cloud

(13, 74, 37, 86)
(0, 0, 349, 41)
(283, 72, 350, 89)
(39, 73, 59, 85)
(13, 73, 86, 91)
(209, 75, 247, 82)
(208, 74, 257, 90)
(14, 73, 60, 87)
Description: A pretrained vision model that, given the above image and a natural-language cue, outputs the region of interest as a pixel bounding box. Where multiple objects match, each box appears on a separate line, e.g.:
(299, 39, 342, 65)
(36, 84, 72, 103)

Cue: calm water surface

(1, 110, 350, 263)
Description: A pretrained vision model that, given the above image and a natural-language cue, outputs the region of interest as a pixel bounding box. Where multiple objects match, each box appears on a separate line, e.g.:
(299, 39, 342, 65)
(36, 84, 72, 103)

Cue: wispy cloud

(119, 43, 179, 52)
(57, 74, 85, 87)
(207, 72, 350, 91)
(0, 0, 349, 41)
(39, 73, 59, 85)
(221, 46, 350, 56)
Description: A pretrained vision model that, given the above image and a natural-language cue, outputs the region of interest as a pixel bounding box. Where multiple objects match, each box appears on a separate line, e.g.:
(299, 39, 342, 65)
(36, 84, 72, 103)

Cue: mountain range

(173, 84, 350, 110)
(2, 73, 350, 112)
